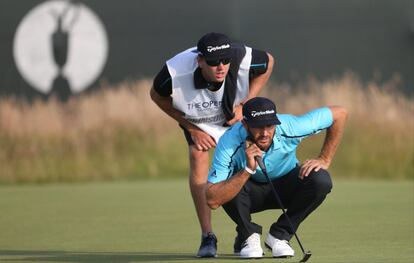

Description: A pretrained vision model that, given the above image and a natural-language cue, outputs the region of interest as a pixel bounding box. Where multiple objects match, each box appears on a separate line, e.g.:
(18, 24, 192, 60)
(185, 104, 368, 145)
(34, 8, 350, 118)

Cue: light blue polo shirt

(208, 107, 333, 183)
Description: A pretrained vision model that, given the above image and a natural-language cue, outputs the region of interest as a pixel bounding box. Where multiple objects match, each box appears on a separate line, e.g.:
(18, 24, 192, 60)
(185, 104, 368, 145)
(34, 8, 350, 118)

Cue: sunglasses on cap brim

(205, 57, 231, 66)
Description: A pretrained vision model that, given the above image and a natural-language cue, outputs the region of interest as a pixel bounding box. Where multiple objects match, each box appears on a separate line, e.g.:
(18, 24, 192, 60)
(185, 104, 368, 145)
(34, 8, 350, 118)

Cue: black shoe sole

(196, 255, 217, 258)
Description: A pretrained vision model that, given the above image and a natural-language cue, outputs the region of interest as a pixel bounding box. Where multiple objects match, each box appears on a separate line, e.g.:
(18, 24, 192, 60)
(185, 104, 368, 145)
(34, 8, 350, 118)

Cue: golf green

(0, 179, 412, 263)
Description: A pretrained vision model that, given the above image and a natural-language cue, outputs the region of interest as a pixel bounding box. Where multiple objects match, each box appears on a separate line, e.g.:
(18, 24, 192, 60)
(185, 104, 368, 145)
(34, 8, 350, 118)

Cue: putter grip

(254, 156, 266, 172)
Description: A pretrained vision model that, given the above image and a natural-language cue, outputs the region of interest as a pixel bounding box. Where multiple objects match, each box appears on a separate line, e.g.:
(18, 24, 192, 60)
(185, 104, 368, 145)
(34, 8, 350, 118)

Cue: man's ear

(197, 55, 203, 67)
(242, 120, 248, 130)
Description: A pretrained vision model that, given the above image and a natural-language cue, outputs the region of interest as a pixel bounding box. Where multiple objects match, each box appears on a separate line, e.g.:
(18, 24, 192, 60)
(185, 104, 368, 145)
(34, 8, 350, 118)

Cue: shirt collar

(268, 131, 281, 152)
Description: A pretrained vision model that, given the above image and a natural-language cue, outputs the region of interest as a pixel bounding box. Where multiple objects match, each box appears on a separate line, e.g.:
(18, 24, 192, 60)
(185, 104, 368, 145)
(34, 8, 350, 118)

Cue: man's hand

(245, 139, 262, 171)
(299, 158, 330, 180)
(226, 103, 244, 126)
(299, 106, 347, 180)
(189, 128, 216, 151)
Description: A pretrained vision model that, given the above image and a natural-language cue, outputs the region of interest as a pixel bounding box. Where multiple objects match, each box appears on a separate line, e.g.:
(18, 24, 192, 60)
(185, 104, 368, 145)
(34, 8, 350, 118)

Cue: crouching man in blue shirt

(206, 97, 347, 259)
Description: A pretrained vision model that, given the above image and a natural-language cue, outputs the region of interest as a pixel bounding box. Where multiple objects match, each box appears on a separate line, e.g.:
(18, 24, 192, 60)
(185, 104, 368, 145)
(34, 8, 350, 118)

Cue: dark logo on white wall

(13, 0, 108, 98)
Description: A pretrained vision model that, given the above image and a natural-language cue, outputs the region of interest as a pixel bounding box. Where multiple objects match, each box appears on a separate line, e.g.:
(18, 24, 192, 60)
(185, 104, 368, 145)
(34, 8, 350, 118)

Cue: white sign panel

(13, 0, 109, 94)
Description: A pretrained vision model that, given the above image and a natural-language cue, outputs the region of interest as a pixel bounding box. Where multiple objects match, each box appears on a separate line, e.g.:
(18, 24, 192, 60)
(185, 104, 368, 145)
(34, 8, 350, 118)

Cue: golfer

(206, 97, 347, 258)
(150, 33, 274, 257)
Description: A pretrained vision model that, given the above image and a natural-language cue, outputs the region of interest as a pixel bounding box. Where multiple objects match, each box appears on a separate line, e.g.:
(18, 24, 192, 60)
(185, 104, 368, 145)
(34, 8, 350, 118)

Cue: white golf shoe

(265, 233, 295, 258)
(239, 233, 264, 258)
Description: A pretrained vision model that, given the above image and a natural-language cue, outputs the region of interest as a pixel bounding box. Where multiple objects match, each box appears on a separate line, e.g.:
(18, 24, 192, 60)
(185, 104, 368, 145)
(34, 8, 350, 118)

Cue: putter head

(299, 251, 312, 262)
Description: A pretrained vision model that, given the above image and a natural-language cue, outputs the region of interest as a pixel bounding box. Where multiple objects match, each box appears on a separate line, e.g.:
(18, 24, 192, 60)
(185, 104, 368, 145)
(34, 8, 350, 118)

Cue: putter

(255, 156, 312, 262)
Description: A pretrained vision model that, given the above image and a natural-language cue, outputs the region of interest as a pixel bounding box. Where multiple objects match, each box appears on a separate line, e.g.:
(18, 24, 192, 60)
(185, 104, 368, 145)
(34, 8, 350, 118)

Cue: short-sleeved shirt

(208, 107, 333, 184)
(153, 49, 269, 97)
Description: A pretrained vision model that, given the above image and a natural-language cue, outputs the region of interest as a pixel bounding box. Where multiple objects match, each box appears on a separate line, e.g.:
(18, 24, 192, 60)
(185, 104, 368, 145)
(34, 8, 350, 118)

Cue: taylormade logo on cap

(251, 110, 275, 117)
(206, 44, 230, 53)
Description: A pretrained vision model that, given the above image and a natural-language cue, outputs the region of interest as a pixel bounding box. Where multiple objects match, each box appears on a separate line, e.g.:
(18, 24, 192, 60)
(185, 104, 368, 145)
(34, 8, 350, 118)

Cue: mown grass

(0, 74, 412, 183)
(0, 179, 412, 263)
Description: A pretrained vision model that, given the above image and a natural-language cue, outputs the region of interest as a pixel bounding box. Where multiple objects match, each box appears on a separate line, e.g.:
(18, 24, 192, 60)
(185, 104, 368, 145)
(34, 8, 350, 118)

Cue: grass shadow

(0, 250, 243, 262)
(0, 250, 194, 262)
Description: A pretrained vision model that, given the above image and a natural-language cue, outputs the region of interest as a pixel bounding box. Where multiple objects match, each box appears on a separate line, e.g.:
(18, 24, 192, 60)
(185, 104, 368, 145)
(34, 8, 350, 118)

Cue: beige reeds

(266, 72, 412, 134)
(0, 80, 175, 137)
(0, 73, 412, 183)
(1, 73, 412, 138)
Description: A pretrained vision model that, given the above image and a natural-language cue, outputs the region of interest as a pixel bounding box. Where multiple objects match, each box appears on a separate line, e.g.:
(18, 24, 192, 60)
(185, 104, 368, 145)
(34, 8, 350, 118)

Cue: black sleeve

(152, 64, 172, 97)
(249, 49, 269, 78)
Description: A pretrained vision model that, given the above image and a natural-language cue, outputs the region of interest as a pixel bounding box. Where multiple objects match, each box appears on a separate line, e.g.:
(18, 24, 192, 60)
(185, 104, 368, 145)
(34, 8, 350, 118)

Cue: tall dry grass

(0, 79, 174, 138)
(0, 73, 412, 183)
(265, 73, 413, 179)
(266, 72, 412, 133)
(1, 73, 411, 137)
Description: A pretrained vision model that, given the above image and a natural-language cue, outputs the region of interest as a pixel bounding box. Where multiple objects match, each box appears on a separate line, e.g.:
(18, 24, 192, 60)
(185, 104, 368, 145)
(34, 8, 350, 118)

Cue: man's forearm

(206, 169, 251, 209)
(150, 87, 198, 132)
(319, 106, 348, 166)
(245, 53, 274, 101)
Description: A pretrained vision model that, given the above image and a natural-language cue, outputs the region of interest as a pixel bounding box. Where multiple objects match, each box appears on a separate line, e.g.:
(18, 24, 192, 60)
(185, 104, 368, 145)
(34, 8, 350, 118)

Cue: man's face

(244, 122, 276, 151)
(198, 56, 231, 83)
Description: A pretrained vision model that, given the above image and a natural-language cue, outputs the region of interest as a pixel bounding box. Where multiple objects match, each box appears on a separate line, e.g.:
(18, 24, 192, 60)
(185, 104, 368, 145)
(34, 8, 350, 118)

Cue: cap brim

(246, 118, 281, 128)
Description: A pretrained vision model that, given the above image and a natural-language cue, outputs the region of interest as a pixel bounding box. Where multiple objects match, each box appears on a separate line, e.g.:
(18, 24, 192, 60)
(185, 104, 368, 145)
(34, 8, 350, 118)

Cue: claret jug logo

(13, 0, 108, 98)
